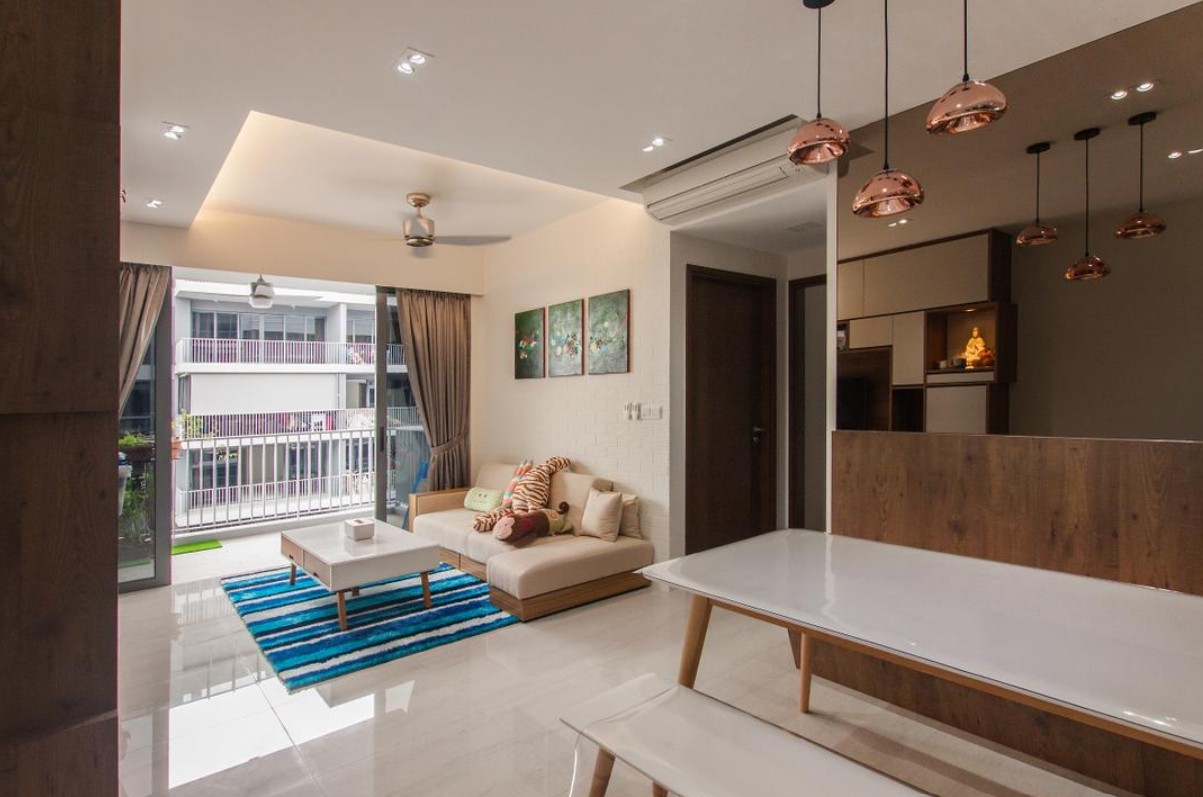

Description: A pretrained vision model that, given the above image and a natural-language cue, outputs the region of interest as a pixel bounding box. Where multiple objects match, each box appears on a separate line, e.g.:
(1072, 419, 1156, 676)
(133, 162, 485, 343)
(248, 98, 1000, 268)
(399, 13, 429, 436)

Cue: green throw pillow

(464, 487, 504, 512)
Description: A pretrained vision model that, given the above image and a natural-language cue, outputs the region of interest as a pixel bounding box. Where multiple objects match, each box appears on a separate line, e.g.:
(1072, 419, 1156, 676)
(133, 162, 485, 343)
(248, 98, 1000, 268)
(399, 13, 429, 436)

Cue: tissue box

(343, 518, 376, 541)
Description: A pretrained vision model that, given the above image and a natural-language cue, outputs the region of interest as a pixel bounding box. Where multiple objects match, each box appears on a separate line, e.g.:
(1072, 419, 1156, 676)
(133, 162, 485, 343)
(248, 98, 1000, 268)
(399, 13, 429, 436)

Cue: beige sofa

(409, 463, 654, 621)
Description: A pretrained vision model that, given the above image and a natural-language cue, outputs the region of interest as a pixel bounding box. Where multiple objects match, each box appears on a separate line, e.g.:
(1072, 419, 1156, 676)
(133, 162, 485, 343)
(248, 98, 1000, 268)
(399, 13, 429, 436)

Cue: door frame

(788, 275, 827, 528)
(685, 264, 778, 552)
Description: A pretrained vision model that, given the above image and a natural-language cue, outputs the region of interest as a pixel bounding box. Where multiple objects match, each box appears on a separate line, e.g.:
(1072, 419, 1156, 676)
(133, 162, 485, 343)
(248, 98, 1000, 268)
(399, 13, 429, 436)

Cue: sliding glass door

(375, 289, 431, 527)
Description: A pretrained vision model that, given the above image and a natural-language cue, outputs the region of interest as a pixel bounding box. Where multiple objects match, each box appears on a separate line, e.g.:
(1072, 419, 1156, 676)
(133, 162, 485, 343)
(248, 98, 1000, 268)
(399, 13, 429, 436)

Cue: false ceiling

(121, 0, 1198, 235)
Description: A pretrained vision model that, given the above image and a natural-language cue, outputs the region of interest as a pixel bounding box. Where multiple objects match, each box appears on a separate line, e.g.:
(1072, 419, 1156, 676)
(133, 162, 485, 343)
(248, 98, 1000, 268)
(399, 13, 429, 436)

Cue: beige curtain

(118, 262, 171, 414)
(394, 289, 471, 490)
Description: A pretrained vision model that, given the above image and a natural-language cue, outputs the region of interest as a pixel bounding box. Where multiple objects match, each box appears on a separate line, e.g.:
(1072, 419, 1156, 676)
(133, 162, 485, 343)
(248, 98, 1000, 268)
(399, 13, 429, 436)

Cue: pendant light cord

(1084, 137, 1091, 256)
(1034, 152, 1041, 223)
(883, 0, 890, 170)
(1138, 122, 1146, 212)
(962, 0, 970, 82)
(816, 7, 823, 117)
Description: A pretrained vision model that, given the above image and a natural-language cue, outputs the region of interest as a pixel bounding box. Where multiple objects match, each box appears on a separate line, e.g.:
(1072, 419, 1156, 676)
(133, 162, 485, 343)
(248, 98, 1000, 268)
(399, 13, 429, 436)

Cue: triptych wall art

(514, 289, 629, 379)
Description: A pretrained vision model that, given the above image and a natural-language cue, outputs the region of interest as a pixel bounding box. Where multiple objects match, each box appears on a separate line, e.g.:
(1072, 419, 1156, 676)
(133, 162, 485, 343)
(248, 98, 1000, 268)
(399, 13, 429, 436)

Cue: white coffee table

(281, 520, 441, 631)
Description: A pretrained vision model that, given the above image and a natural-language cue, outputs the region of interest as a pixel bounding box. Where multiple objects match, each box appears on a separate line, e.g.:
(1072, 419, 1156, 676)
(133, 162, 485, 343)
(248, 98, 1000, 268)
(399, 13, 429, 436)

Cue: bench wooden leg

(788, 628, 802, 668)
(678, 595, 713, 688)
(799, 632, 815, 713)
(652, 784, 668, 797)
(588, 749, 615, 797)
(421, 571, 432, 610)
(336, 591, 348, 631)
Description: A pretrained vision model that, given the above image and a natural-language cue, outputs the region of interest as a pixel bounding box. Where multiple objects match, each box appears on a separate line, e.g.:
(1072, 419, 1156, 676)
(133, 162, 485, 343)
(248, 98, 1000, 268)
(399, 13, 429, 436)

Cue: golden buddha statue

(963, 326, 987, 368)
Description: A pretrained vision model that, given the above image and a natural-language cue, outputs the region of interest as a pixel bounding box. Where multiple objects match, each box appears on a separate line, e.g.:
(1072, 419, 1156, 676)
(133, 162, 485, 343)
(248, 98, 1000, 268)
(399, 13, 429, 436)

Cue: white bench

(561, 674, 932, 797)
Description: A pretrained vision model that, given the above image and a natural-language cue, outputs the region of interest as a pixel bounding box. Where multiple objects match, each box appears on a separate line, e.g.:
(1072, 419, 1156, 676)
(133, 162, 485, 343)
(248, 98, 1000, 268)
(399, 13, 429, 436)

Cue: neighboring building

(170, 276, 427, 533)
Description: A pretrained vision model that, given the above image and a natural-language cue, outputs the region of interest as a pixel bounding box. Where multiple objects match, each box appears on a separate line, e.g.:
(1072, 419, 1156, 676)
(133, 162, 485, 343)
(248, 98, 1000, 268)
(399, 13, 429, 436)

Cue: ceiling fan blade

(437, 235, 512, 246)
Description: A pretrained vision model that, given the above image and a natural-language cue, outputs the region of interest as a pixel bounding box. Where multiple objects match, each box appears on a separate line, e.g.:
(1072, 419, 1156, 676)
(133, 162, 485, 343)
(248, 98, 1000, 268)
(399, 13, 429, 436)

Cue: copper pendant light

(1115, 111, 1167, 240)
(1016, 142, 1058, 247)
(926, 0, 1007, 135)
(852, 0, 924, 218)
(788, 0, 851, 166)
(1065, 128, 1111, 281)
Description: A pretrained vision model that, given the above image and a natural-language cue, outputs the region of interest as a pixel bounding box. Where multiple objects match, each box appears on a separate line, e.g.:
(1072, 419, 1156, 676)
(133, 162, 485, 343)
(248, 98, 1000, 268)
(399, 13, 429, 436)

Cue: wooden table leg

(588, 748, 615, 797)
(677, 595, 713, 688)
(800, 632, 815, 713)
(421, 571, 432, 609)
(289, 563, 297, 586)
(652, 784, 668, 797)
(787, 628, 802, 669)
(351, 586, 360, 597)
(336, 590, 348, 631)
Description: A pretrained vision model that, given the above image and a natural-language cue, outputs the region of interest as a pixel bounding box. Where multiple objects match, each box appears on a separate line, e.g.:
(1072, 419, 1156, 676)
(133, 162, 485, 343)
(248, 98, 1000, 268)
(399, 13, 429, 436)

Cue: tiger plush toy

(472, 456, 571, 531)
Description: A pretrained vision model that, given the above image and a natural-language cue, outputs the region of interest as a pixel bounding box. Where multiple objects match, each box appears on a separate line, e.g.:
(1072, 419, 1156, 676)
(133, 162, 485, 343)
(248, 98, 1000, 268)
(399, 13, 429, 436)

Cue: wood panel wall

(826, 430, 1203, 797)
(0, 1, 121, 794)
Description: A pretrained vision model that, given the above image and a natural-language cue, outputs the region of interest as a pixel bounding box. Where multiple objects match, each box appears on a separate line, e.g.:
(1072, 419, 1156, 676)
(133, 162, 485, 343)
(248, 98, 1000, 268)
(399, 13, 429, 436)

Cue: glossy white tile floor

(120, 540, 1135, 797)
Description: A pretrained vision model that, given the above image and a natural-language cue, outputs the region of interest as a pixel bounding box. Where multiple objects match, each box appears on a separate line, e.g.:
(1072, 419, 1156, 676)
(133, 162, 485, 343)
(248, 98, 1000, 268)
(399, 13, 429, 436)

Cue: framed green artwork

(514, 307, 545, 379)
(547, 299, 584, 377)
(587, 289, 630, 375)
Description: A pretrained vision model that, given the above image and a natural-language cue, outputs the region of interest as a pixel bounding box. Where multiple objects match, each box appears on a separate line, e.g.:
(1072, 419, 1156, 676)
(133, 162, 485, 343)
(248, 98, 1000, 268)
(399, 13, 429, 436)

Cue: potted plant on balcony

(118, 432, 155, 464)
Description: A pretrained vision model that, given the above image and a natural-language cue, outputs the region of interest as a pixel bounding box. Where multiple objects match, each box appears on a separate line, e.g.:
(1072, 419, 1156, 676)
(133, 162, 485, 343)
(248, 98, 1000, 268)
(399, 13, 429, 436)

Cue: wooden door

(686, 265, 777, 552)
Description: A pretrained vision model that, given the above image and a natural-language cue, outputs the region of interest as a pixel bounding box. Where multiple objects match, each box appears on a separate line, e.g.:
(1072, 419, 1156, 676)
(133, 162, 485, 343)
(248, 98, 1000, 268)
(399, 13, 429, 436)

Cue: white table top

(562, 674, 929, 797)
(641, 529, 1203, 753)
(282, 520, 436, 567)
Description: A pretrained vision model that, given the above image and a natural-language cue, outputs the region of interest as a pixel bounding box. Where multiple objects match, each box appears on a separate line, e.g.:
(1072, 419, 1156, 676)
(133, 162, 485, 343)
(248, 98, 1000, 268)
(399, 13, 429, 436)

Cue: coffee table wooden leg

(336, 591, 348, 631)
(289, 563, 297, 586)
(788, 628, 802, 669)
(678, 595, 713, 688)
(351, 587, 360, 597)
(652, 784, 668, 797)
(800, 632, 815, 713)
(420, 571, 432, 609)
(588, 749, 615, 797)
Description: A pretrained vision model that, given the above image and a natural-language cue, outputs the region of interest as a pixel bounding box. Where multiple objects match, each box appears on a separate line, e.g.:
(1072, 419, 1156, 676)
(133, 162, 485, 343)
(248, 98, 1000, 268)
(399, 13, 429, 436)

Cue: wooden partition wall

(825, 430, 1203, 797)
(0, 1, 120, 795)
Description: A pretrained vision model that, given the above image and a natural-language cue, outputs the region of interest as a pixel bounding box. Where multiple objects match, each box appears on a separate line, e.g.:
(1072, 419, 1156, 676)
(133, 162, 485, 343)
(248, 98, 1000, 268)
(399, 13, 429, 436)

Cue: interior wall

(669, 233, 789, 557)
(121, 207, 486, 295)
(787, 245, 826, 280)
(1011, 195, 1203, 441)
(472, 200, 673, 559)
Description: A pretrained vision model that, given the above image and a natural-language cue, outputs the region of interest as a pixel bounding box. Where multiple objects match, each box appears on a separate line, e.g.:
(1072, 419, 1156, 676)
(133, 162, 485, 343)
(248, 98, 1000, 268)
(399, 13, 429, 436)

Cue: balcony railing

(179, 406, 421, 440)
(174, 418, 428, 532)
(175, 338, 404, 367)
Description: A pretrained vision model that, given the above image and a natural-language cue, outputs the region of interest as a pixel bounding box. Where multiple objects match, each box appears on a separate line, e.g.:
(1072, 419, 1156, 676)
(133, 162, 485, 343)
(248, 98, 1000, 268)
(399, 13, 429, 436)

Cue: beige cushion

(412, 508, 478, 555)
(550, 471, 613, 531)
(488, 536, 655, 599)
(619, 493, 641, 538)
(476, 462, 520, 492)
(581, 489, 623, 542)
(464, 527, 558, 563)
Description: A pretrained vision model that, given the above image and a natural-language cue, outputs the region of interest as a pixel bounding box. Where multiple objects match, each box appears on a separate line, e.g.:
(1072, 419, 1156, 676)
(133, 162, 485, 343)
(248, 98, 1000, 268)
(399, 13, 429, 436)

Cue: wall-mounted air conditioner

(624, 120, 829, 227)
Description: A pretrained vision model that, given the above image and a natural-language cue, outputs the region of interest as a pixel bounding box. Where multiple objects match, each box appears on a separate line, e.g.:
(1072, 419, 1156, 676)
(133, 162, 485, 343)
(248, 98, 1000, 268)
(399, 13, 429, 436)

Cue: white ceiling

(201, 112, 605, 237)
(121, 0, 1199, 238)
(679, 186, 829, 254)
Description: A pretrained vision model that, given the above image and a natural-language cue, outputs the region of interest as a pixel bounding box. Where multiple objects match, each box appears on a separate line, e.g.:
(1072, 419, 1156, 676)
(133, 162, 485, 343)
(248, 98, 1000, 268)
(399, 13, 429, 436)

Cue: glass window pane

(192, 312, 214, 338)
(263, 314, 284, 340)
(239, 314, 261, 339)
(216, 312, 238, 339)
(285, 315, 305, 341)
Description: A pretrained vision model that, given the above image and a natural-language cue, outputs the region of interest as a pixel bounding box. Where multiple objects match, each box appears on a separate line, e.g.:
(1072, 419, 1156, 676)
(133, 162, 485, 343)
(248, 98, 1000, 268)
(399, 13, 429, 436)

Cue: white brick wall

(472, 200, 673, 560)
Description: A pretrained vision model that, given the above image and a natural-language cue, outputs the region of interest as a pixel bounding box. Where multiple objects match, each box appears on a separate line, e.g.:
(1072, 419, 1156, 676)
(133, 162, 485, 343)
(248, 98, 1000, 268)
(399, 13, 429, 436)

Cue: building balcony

(178, 406, 421, 440)
(175, 338, 405, 373)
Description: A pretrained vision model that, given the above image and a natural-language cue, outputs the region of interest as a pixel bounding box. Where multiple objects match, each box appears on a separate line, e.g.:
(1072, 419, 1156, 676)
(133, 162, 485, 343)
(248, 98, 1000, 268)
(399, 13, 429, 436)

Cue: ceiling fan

(401, 192, 511, 250)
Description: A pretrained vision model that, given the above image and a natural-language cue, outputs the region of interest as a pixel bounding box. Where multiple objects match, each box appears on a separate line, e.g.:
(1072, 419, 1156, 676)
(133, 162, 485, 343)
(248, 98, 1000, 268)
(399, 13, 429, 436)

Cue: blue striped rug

(220, 563, 518, 691)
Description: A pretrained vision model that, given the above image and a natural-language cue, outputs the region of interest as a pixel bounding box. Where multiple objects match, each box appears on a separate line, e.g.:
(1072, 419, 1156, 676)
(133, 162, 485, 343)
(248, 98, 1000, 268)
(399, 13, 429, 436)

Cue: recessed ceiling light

(1136, 81, 1155, 93)
(408, 52, 427, 65)
(898, 218, 909, 225)
(145, 198, 163, 209)
(396, 47, 432, 75)
(642, 145, 655, 153)
(1168, 150, 1184, 159)
(1110, 89, 1128, 101)
(163, 122, 189, 140)
(651, 137, 666, 147)
(1189, 148, 1203, 155)
(395, 60, 415, 75)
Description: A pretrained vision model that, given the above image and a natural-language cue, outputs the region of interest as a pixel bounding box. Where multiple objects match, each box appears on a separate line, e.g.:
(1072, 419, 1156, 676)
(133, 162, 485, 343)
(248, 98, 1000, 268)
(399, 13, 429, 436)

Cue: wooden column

(0, 1, 121, 795)
(827, 430, 1203, 797)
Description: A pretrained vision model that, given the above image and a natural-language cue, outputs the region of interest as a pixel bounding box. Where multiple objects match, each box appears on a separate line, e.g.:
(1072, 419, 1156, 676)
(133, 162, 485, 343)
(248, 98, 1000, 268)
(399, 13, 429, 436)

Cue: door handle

(752, 426, 765, 443)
